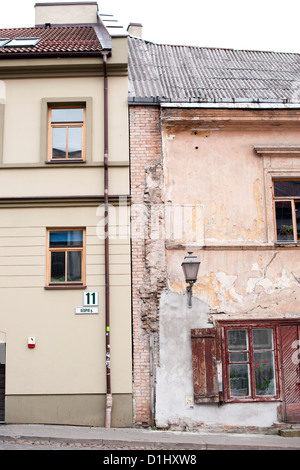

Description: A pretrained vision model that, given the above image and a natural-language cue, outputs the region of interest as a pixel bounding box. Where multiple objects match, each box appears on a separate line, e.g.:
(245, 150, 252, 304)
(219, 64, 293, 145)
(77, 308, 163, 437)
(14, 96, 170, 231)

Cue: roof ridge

(0, 25, 96, 31)
(128, 36, 300, 57)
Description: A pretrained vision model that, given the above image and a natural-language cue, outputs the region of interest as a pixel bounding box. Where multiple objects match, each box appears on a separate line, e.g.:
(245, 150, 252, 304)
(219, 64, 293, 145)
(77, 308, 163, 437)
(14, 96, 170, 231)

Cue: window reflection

(52, 127, 66, 159)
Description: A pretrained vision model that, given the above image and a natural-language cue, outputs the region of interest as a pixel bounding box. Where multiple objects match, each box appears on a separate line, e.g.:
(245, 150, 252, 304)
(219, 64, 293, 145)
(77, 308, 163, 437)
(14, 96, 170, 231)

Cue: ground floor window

(46, 228, 86, 287)
(191, 321, 300, 421)
(225, 326, 277, 400)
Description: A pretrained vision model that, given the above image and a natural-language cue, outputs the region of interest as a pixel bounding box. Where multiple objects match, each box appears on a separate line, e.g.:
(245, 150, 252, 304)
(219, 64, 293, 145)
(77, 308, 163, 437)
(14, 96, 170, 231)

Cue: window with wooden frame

(273, 179, 300, 243)
(46, 228, 86, 287)
(191, 323, 281, 404)
(47, 105, 86, 162)
(223, 325, 279, 402)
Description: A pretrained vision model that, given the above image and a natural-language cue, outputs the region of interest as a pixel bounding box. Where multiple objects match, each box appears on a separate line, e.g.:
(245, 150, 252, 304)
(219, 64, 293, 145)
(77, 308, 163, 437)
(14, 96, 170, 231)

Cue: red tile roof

(0, 26, 102, 56)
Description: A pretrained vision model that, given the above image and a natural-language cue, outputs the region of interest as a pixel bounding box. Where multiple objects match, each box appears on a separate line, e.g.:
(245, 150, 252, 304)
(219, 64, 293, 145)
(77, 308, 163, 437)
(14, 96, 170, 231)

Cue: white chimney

(35, 2, 99, 27)
(127, 23, 143, 38)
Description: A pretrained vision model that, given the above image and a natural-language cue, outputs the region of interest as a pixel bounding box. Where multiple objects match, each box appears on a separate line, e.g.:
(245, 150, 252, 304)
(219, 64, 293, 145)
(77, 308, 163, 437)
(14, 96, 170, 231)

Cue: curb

(1, 433, 300, 451)
(1, 424, 300, 451)
(279, 430, 300, 438)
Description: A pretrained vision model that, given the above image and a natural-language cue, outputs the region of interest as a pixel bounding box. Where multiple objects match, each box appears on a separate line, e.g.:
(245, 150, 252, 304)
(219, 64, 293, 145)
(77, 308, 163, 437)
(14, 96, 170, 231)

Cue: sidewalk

(1, 423, 300, 450)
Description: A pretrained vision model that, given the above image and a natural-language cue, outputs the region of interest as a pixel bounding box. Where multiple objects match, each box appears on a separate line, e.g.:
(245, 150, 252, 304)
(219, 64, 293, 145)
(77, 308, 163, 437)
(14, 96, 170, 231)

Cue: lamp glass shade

(181, 253, 200, 282)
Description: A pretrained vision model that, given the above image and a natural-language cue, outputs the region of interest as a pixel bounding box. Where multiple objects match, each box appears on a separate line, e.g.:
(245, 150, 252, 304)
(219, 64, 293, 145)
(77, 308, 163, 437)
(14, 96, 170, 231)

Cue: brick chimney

(35, 2, 99, 27)
(127, 22, 143, 38)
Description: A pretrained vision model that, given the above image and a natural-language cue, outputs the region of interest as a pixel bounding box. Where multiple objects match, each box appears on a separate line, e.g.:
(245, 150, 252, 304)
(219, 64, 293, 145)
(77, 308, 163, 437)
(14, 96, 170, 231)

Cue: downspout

(101, 50, 112, 429)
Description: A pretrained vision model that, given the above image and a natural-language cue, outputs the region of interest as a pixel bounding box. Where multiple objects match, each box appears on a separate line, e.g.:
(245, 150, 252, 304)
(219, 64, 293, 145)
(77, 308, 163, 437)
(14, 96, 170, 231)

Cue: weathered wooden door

(280, 324, 300, 423)
(0, 363, 5, 422)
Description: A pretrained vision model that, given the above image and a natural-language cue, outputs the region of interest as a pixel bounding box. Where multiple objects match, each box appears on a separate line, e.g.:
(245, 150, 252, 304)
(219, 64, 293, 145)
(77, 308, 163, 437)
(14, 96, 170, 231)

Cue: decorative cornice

(161, 109, 300, 129)
(254, 146, 300, 157)
(165, 242, 300, 250)
(0, 195, 131, 208)
(0, 161, 129, 169)
(0, 61, 127, 78)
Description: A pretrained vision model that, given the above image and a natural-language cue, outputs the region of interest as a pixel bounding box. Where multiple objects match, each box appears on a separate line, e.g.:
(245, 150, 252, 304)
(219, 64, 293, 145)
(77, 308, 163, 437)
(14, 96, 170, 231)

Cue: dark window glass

(229, 363, 251, 397)
(253, 328, 273, 349)
(296, 201, 300, 240)
(51, 251, 65, 282)
(253, 329, 276, 396)
(227, 329, 248, 351)
(254, 351, 276, 396)
(49, 231, 83, 247)
(227, 329, 251, 397)
(275, 201, 294, 241)
(274, 180, 300, 197)
(229, 352, 249, 362)
(67, 251, 82, 282)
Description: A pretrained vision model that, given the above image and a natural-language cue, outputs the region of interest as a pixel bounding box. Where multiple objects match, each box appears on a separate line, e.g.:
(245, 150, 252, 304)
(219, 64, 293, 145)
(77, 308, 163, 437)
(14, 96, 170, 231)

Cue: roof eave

(128, 96, 300, 109)
(0, 51, 103, 60)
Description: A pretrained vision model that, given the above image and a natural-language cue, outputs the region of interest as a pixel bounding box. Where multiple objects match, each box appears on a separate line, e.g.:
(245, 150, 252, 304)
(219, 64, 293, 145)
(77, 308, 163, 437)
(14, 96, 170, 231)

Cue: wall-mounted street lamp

(181, 252, 200, 308)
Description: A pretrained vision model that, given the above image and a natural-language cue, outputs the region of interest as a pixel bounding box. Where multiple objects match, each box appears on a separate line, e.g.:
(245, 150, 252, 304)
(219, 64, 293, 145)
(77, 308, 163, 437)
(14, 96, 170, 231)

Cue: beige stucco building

(0, 2, 132, 427)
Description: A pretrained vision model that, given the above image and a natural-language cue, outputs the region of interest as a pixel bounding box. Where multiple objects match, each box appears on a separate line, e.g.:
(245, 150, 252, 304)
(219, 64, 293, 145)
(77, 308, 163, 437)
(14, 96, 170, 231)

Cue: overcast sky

(1, 0, 300, 54)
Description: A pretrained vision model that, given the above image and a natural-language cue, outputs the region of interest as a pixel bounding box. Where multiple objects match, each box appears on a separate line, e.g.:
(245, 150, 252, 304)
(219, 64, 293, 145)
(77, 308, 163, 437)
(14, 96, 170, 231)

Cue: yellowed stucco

(0, 23, 132, 426)
(162, 109, 300, 318)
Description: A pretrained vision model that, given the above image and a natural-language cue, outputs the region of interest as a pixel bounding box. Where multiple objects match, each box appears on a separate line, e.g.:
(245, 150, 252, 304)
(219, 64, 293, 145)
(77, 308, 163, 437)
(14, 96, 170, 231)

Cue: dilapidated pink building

(129, 36, 300, 430)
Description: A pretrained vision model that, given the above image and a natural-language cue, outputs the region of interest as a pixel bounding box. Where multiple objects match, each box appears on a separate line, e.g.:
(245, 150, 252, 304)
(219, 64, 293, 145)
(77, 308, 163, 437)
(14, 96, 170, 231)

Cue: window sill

(45, 284, 87, 290)
(275, 241, 300, 247)
(224, 397, 281, 403)
(45, 160, 86, 164)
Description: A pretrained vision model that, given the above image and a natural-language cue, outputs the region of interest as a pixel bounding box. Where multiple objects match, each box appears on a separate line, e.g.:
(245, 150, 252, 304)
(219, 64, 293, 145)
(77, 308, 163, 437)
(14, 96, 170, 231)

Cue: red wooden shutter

(280, 324, 300, 422)
(191, 328, 222, 403)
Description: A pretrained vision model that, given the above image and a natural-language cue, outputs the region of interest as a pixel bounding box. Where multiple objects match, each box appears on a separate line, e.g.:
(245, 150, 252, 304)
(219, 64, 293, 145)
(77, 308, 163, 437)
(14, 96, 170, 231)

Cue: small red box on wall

(28, 337, 35, 348)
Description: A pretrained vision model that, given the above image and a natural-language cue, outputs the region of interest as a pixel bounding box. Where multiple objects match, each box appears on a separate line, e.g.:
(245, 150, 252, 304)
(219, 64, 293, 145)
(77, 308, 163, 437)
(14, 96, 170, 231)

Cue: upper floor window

(47, 105, 86, 162)
(274, 180, 300, 243)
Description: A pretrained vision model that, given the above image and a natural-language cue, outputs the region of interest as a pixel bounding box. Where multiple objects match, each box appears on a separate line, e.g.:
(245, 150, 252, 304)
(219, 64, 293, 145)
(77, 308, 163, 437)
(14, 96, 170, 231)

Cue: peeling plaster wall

(163, 121, 300, 244)
(154, 109, 300, 428)
(167, 249, 300, 318)
(162, 111, 300, 318)
(163, 128, 266, 243)
(155, 291, 279, 428)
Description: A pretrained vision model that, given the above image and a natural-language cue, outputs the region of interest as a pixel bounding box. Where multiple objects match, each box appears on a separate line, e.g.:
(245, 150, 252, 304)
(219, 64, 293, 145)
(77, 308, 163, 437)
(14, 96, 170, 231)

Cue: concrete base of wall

(5, 393, 133, 427)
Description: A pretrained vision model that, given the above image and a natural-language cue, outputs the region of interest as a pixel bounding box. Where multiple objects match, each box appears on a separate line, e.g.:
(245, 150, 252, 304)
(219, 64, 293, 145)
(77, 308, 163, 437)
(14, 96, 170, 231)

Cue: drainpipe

(101, 50, 112, 429)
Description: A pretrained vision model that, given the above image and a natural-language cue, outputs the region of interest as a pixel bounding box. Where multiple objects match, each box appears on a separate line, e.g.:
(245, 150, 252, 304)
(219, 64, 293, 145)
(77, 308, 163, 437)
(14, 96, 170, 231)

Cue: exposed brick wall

(129, 105, 165, 426)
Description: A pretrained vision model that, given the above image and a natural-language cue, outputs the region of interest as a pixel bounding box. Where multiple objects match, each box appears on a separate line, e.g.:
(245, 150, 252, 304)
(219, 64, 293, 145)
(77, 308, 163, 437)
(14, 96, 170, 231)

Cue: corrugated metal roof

(128, 37, 300, 103)
(0, 26, 102, 56)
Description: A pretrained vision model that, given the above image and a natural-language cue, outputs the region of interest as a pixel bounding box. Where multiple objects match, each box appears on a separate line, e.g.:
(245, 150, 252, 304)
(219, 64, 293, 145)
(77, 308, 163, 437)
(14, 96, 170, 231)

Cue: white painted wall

(155, 291, 279, 428)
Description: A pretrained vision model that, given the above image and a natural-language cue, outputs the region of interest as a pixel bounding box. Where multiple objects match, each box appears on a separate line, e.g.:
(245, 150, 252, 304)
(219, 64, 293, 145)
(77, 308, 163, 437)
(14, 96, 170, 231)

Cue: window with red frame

(224, 326, 278, 401)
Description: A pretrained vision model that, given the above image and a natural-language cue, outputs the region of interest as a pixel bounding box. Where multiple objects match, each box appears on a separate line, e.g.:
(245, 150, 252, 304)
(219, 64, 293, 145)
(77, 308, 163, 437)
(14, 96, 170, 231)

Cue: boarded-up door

(280, 324, 300, 423)
(0, 364, 5, 421)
